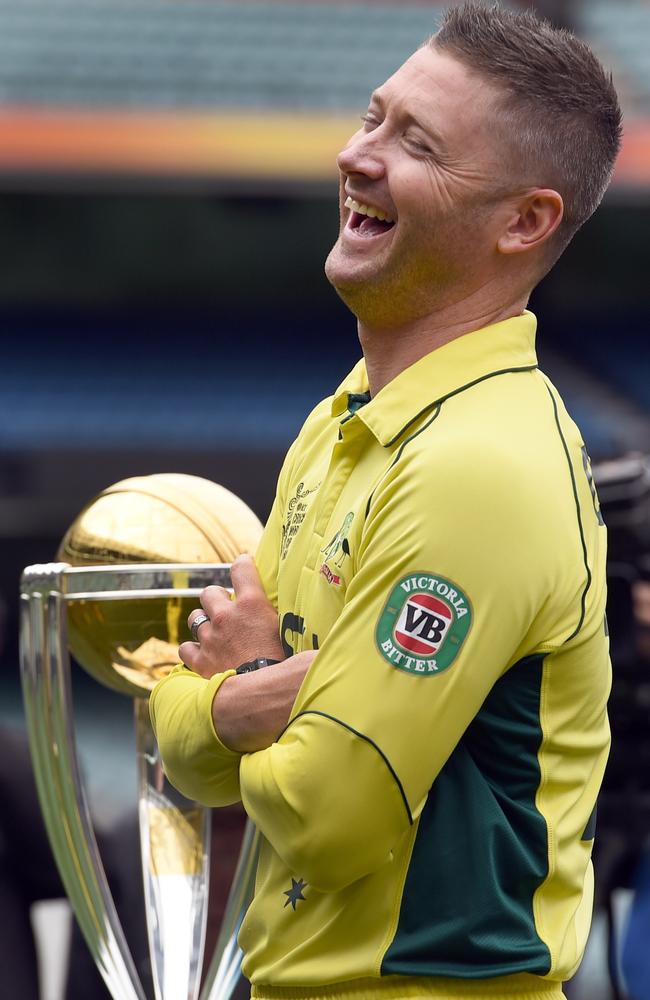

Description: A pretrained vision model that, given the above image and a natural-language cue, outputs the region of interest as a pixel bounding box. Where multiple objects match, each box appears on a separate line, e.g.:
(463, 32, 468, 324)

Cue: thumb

(230, 554, 267, 600)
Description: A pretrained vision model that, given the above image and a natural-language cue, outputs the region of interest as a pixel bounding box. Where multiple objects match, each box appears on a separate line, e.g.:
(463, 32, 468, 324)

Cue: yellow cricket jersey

(150, 312, 610, 1000)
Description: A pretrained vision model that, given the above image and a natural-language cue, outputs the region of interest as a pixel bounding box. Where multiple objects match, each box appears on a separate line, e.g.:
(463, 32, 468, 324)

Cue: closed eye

(360, 113, 381, 130)
(404, 132, 433, 155)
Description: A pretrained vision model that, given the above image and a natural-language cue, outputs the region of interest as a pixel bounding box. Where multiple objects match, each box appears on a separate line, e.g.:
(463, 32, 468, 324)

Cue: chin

(325, 244, 373, 296)
(325, 265, 367, 315)
(324, 242, 349, 288)
(327, 274, 385, 327)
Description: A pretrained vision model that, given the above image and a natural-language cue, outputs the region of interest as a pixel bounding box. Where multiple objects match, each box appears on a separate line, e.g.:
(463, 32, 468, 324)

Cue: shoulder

(371, 375, 575, 539)
(400, 368, 569, 483)
(386, 417, 537, 507)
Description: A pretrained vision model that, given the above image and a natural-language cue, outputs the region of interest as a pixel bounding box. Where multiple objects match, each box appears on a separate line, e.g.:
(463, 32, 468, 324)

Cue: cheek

(421, 164, 467, 215)
(392, 164, 458, 231)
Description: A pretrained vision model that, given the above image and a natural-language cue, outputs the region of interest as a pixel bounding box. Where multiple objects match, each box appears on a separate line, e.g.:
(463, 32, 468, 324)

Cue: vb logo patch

(376, 573, 472, 676)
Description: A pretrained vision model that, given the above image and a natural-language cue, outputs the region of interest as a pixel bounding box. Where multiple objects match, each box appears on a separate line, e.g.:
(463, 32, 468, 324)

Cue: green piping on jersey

(385, 364, 538, 447)
(382, 653, 552, 978)
(285, 710, 413, 824)
(366, 366, 537, 518)
(545, 384, 592, 641)
(365, 407, 442, 519)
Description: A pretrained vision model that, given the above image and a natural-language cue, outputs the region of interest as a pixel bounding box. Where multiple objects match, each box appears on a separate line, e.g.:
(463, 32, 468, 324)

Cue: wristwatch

(235, 657, 281, 675)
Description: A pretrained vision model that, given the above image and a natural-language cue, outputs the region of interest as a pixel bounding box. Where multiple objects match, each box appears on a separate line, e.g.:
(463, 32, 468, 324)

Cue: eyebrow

(368, 90, 448, 151)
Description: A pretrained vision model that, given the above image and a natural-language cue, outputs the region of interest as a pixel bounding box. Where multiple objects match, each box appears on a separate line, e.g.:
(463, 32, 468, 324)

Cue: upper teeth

(345, 196, 394, 224)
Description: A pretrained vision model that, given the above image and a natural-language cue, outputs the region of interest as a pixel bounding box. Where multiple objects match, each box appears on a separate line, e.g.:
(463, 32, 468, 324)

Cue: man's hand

(179, 554, 284, 678)
(212, 651, 316, 753)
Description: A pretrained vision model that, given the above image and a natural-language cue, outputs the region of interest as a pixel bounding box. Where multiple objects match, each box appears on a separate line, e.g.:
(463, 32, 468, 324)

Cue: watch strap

(235, 657, 281, 675)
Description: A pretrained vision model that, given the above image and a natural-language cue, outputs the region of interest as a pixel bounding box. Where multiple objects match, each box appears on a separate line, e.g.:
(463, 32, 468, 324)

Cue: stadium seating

(580, 1, 650, 117)
(0, 0, 445, 111)
(0, 0, 647, 118)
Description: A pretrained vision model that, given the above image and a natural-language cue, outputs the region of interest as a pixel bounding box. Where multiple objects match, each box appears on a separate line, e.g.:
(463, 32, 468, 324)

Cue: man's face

(324, 45, 512, 327)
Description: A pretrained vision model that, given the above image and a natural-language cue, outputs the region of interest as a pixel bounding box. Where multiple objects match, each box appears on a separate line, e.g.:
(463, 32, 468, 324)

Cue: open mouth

(345, 196, 396, 239)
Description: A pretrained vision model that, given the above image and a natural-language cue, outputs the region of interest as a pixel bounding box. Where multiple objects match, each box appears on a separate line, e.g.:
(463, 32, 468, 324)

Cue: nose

(336, 128, 386, 181)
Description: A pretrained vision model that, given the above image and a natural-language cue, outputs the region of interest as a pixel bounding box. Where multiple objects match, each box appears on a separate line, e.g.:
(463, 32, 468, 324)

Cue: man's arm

(153, 443, 561, 889)
(223, 447, 559, 890)
(211, 652, 316, 753)
(149, 649, 315, 804)
(180, 554, 318, 752)
(150, 430, 307, 802)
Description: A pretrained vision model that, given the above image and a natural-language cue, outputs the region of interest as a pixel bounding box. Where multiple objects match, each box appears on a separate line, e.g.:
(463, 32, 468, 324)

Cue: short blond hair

(432, 3, 622, 250)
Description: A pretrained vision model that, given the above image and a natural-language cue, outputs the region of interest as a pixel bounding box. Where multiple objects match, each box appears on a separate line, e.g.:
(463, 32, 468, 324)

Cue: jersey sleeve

(149, 667, 242, 805)
(239, 444, 551, 890)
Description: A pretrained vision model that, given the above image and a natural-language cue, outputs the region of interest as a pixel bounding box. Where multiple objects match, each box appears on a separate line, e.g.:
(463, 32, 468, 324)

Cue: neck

(358, 287, 530, 397)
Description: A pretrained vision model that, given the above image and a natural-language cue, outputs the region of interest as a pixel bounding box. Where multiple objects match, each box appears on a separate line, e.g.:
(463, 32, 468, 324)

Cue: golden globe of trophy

(20, 474, 263, 1000)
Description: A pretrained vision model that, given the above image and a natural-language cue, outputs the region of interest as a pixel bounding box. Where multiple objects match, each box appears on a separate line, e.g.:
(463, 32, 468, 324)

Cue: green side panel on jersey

(582, 805, 597, 841)
(381, 653, 552, 978)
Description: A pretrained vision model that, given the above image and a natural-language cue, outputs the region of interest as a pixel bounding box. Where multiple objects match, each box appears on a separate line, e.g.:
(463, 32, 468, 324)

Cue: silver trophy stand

(20, 562, 259, 1000)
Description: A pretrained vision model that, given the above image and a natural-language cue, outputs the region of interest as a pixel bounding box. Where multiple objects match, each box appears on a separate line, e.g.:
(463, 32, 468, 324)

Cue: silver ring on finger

(190, 613, 211, 643)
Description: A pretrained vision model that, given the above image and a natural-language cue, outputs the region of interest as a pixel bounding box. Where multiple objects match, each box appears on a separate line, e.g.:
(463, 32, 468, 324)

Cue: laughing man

(151, 5, 622, 999)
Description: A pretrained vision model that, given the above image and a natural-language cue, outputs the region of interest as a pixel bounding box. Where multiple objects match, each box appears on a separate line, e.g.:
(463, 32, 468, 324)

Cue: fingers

(187, 609, 211, 642)
(178, 640, 200, 671)
(192, 557, 266, 621)
(199, 585, 231, 617)
(179, 556, 279, 679)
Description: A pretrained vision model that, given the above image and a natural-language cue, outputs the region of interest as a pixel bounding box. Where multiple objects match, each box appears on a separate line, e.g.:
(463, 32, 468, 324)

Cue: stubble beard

(325, 188, 503, 330)
(325, 230, 458, 330)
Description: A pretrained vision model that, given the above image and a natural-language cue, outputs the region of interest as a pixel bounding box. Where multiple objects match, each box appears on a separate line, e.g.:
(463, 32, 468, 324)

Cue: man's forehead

(372, 46, 497, 129)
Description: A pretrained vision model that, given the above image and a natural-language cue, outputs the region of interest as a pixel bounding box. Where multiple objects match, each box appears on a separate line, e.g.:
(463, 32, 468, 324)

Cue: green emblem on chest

(321, 512, 354, 565)
(376, 573, 472, 676)
(319, 512, 354, 585)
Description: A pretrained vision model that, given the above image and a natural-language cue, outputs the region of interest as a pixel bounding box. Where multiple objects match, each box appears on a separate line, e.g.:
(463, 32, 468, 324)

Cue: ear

(497, 189, 564, 255)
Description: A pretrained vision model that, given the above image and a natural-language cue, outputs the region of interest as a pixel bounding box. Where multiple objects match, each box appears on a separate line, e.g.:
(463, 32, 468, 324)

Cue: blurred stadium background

(0, 1, 648, 999)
